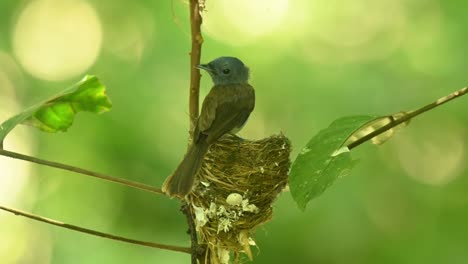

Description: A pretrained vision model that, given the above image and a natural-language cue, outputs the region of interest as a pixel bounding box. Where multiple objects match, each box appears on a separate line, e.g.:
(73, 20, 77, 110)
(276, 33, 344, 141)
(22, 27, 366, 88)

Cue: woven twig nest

(187, 134, 291, 264)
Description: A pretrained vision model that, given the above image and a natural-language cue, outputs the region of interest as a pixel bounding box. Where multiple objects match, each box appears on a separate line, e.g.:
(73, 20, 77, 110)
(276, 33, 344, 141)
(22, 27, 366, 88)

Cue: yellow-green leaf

(0, 75, 111, 146)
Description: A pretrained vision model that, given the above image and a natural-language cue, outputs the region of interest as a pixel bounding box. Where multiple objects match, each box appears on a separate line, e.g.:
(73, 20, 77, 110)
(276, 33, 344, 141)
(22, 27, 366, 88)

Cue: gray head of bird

(196, 56, 250, 86)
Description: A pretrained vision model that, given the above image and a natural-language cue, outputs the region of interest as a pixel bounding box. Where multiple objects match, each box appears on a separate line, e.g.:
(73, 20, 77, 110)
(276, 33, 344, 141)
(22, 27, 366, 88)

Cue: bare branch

(181, 202, 206, 264)
(188, 0, 204, 128)
(348, 87, 468, 150)
(0, 204, 190, 254)
(186, 0, 207, 262)
(0, 149, 164, 195)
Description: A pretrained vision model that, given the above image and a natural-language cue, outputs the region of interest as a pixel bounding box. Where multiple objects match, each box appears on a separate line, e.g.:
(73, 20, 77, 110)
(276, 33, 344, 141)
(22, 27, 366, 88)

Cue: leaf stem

(188, 0, 204, 127)
(347, 87, 468, 150)
(0, 149, 164, 195)
(0, 205, 191, 254)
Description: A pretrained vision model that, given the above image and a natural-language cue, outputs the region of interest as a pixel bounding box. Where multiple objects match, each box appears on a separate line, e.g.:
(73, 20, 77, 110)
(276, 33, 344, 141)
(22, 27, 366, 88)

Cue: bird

(162, 56, 255, 199)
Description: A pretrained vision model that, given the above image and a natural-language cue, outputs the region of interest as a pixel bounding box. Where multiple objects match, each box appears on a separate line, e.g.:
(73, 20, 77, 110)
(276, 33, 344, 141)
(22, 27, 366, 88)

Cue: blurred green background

(0, 0, 467, 263)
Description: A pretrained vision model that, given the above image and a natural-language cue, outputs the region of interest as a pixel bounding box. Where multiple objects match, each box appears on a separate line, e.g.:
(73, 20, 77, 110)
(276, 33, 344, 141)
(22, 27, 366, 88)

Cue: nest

(187, 134, 291, 264)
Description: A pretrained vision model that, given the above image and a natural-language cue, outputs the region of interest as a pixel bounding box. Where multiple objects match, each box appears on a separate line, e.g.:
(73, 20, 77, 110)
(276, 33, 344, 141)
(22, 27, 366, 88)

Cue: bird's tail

(162, 142, 209, 198)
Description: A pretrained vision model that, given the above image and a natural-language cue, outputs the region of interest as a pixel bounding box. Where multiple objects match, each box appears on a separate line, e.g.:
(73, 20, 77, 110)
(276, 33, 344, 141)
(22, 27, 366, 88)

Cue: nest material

(187, 134, 291, 264)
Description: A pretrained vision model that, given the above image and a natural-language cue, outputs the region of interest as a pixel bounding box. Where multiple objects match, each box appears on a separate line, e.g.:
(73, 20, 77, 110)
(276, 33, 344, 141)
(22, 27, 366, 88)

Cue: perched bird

(163, 57, 255, 198)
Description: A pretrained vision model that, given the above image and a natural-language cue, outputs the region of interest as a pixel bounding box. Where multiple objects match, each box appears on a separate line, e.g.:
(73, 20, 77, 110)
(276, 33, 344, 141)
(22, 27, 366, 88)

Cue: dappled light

(13, 0, 102, 81)
(0, 0, 467, 263)
(0, 53, 51, 264)
(301, 0, 407, 64)
(0, 52, 33, 205)
(0, 219, 52, 264)
(203, 0, 289, 45)
(396, 121, 465, 186)
(101, 4, 155, 63)
(403, 3, 454, 75)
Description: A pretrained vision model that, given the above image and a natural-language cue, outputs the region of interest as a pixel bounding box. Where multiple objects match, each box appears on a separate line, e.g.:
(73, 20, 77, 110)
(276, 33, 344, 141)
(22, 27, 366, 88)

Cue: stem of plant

(0, 149, 164, 195)
(189, 0, 203, 128)
(182, 203, 205, 263)
(187, 0, 205, 263)
(347, 86, 468, 150)
(0, 205, 191, 254)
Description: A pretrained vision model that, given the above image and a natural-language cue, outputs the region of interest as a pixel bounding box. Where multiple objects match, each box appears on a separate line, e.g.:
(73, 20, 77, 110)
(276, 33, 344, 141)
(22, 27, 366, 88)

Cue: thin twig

(0, 149, 164, 195)
(188, 0, 204, 127)
(0, 205, 191, 254)
(348, 87, 468, 150)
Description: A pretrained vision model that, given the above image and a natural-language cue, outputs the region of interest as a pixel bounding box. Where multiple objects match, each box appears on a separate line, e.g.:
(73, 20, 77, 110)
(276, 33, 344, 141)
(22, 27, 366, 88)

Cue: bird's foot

(230, 133, 245, 152)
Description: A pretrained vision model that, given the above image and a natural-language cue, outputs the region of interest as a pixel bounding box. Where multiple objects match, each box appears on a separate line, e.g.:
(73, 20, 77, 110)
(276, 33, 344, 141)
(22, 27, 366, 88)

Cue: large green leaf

(289, 115, 377, 210)
(0, 75, 111, 145)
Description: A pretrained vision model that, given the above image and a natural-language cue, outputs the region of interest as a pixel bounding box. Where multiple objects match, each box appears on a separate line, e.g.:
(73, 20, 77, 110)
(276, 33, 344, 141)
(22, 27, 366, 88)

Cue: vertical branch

(187, 1, 206, 263)
(181, 203, 206, 264)
(189, 0, 204, 128)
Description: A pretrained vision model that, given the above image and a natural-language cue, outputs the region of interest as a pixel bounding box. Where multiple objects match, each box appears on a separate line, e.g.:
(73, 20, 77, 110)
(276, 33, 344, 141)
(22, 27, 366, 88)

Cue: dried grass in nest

(187, 134, 291, 264)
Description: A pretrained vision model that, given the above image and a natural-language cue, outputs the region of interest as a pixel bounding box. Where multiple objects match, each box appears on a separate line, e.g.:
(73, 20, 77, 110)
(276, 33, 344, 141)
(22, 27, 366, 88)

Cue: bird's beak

(195, 63, 214, 73)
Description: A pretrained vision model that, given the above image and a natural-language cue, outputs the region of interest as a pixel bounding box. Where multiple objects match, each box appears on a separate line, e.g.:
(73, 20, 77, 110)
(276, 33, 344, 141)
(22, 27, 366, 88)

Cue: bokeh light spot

(0, 52, 47, 264)
(403, 3, 455, 75)
(101, 4, 155, 63)
(301, 0, 406, 64)
(12, 0, 102, 81)
(395, 121, 465, 186)
(203, 0, 289, 45)
(0, 52, 34, 205)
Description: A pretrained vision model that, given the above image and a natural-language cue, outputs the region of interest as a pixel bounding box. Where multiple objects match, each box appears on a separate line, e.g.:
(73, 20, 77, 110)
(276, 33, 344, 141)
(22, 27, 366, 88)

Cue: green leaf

(0, 75, 112, 144)
(289, 115, 377, 210)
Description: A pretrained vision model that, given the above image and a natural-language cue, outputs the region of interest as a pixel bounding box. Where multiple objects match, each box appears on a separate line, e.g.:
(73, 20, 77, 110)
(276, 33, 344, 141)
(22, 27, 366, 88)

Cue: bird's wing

(197, 90, 218, 133)
(194, 84, 254, 144)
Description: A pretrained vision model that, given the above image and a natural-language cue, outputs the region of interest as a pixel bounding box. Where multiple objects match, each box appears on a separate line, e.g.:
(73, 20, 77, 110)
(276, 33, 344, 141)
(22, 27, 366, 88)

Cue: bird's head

(196, 57, 250, 86)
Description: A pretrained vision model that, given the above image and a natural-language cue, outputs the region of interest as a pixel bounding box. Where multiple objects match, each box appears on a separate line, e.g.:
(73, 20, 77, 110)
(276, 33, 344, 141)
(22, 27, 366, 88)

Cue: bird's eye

(222, 68, 231, 74)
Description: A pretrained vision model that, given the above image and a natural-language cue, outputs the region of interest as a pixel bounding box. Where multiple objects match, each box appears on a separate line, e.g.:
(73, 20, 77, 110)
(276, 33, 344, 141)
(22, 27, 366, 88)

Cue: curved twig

(348, 87, 467, 150)
(0, 205, 190, 254)
(0, 149, 164, 195)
